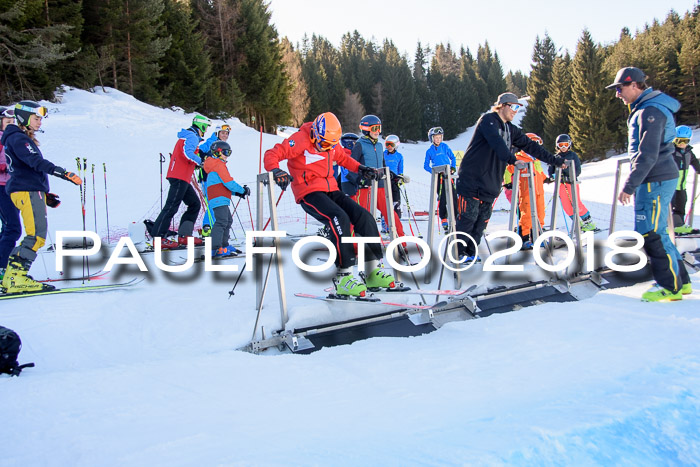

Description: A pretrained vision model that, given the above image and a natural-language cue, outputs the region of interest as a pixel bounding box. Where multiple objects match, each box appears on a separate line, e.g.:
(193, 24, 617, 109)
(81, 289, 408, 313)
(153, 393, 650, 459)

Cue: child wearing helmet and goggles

(670, 125, 699, 234)
(264, 112, 398, 297)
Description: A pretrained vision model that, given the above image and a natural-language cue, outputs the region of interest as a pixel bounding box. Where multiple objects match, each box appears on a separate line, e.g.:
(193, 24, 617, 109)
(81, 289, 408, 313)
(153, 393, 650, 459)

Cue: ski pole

(232, 198, 247, 234)
(76, 157, 88, 280)
(159, 153, 165, 210)
(401, 184, 422, 238)
(103, 163, 110, 244)
(261, 190, 285, 231)
(91, 164, 97, 233)
(246, 197, 255, 230)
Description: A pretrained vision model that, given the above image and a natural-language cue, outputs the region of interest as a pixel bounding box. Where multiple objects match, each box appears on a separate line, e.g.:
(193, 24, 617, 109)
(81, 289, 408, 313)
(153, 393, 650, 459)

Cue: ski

(163, 250, 245, 266)
(322, 285, 470, 297)
(295, 292, 433, 310)
(39, 270, 109, 283)
(0, 278, 144, 300)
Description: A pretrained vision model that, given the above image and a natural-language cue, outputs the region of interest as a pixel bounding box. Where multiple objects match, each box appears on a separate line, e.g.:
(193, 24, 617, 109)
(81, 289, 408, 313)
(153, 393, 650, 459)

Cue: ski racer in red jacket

(264, 112, 397, 297)
(148, 114, 211, 248)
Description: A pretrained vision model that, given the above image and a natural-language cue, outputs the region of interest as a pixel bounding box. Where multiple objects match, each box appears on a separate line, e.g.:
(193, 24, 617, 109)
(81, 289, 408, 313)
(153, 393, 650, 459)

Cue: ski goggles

(219, 124, 231, 133)
(674, 137, 690, 145)
(557, 141, 571, 150)
(316, 138, 338, 151)
(431, 127, 444, 135)
(385, 141, 396, 149)
(1, 108, 14, 118)
(366, 124, 381, 133)
(215, 148, 232, 157)
(16, 104, 48, 117)
(506, 103, 522, 112)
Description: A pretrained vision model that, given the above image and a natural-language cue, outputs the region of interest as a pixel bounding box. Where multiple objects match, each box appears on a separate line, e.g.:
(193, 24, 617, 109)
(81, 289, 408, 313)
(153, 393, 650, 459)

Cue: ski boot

(1, 256, 55, 294)
(674, 224, 697, 235)
(317, 225, 331, 239)
(441, 219, 449, 233)
(178, 235, 204, 247)
(641, 285, 682, 302)
(581, 220, 597, 232)
(201, 225, 212, 238)
(332, 274, 367, 298)
(362, 268, 407, 292)
(681, 283, 693, 295)
(159, 237, 180, 249)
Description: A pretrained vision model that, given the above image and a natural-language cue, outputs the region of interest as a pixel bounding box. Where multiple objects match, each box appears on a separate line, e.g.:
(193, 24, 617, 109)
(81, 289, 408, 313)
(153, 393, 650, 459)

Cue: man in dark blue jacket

(610, 67, 691, 301)
(455, 93, 566, 261)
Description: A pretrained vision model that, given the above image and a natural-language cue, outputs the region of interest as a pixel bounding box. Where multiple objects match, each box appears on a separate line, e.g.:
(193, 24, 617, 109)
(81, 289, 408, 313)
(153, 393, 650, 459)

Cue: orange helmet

(525, 133, 543, 145)
(311, 112, 342, 151)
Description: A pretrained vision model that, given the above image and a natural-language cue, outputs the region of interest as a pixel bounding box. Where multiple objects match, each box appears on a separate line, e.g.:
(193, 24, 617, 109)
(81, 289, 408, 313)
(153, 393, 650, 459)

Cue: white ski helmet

(385, 135, 400, 151)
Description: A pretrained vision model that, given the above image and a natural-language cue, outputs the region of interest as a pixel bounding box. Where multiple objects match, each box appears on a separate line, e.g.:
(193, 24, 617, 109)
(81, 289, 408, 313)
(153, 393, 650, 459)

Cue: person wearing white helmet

(383, 135, 409, 220)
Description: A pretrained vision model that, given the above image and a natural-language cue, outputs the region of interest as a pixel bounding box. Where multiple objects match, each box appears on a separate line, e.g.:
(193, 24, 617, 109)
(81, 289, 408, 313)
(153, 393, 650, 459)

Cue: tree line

(1, 1, 697, 159)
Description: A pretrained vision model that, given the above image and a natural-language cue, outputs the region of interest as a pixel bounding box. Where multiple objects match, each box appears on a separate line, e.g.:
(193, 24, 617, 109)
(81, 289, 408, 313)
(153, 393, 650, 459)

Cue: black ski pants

(455, 195, 493, 257)
(438, 174, 458, 221)
(299, 190, 382, 269)
(151, 178, 200, 238)
(671, 189, 687, 227)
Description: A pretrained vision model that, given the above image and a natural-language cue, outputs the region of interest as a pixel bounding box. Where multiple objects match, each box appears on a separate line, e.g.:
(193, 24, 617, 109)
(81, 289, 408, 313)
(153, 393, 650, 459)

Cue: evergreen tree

(413, 41, 432, 140)
(522, 34, 556, 137)
(280, 38, 309, 127)
(378, 40, 420, 140)
(677, 6, 700, 124)
(157, 0, 213, 113)
(569, 29, 617, 161)
(0, 0, 77, 100)
(543, 53, 572, 149)
(505, 70, 528, 97)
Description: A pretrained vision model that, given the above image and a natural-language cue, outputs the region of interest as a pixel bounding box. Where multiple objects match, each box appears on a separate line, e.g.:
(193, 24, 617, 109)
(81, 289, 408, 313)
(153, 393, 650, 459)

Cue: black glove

(358, 165, 379, 182)
(503, 182, 513, 190)
(271, 168, 292, 191)
(45, 192, 60, 208)
(52, 166, 82, 185)
(236, 185, 251, 198)
(555, 156, 567, 168)
(543, 177, 555, 184)
(450, 166, 456, 175)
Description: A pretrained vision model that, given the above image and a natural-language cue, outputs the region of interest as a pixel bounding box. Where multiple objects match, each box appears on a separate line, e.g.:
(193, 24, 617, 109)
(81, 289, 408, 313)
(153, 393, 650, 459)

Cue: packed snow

(2, 87, 700, 465)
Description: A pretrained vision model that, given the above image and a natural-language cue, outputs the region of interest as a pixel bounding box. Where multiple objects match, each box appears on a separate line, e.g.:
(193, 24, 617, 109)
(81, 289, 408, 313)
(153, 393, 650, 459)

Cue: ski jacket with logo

(167, 127, 203, 183)
(456, 111, 561, 203)
(264, 122, 360, 203)
(0, 124, 55, 193)
(349, 136, 386, 188)
(424, 142, 456, 173)
(383, 149, 404, 176)
(623, 88, 680, 194)
(203, 156, 244, 209)
(672, 144, 699, 191)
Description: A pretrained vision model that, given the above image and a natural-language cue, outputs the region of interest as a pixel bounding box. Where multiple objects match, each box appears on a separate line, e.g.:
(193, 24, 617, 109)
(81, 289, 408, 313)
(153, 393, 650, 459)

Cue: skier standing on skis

(548, 134, 596, 232)
(670, 125, 699, 234)
(148, 114, 211, 249)
(0, 106, 21, 281)
(348, 115, 407, 238)
(610, 66, 691, 301)
(506, 133, 548, 249)
(455, 92, 566, 262)
(0, 101, 82, 293)
(383, 134, 409, 220)
(264, 112, 396, 297)
(423, 126, 457, 232)
(197, 124, 232, 238)
(202, 141, 249, 257)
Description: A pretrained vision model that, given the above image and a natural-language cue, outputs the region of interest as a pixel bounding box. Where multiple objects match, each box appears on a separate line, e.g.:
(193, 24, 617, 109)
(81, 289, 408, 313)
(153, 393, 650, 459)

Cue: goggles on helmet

(367, 124, 381, 133)
(385, 141, 396, 149)
(556, 141, 571, 150)
(674, 137, 690, 145)
(316, 139, 337, 151)
(17, 104, 48, 117)
(215, 148, 232, 157)
(220, 124, 231, 133)
(1, 108, 14, 118)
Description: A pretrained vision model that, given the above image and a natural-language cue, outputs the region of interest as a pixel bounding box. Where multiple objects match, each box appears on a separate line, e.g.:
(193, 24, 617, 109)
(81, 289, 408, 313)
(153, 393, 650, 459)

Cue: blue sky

(267, 0, 698, 74)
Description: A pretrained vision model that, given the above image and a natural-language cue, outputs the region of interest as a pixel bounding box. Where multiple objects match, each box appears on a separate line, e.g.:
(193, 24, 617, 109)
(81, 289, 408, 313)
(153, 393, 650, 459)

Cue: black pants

(391, 179, 402, 218)
(671, 189, 687, 227)
(299, 191, 382, 268)
(438, 175, 458, 221)
(455, 195, 493, 257)
(151, 178, 200, 238)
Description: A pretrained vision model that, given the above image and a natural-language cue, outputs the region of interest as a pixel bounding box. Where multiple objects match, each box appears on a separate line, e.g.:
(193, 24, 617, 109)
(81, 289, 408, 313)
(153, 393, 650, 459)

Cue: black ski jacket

(456, 111, 563, 203)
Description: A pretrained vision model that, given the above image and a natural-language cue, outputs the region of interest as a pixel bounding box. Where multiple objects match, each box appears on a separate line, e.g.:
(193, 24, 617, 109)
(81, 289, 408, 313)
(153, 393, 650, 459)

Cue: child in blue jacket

(423, 127, 457, 231)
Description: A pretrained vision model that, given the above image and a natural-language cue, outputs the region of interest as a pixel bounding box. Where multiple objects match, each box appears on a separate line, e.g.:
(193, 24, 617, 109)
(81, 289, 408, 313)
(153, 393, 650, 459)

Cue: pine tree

(505, 71, 528, 98)
(569, 29, 617, 161)
(413, 41, 432, 140)
(677, 6, 700, 124)
(379, 40, 420, 140)
(280, 38, 309, 127)
(543, 53, 572, 149)
(522, 34, 556, 136)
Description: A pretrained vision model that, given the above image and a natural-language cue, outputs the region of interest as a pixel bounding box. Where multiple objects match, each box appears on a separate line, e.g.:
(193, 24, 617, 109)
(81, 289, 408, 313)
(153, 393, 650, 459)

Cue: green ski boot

(675, 224, 693, 235)
(363, 268, 396, 291)
(681, 283, 692, 295)
(641, 285, 682, 302)
(333, 274, 367, 298)
(581, 220, 597, 232)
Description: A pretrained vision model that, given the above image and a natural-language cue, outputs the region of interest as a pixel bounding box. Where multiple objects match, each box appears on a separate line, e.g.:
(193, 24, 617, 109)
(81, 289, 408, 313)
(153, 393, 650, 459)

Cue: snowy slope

(2, 88, 700, 465)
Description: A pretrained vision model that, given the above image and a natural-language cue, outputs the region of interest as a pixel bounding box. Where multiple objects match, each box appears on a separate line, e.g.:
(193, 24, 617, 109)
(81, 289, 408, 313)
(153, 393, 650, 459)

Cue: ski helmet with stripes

(359, 115, 381, 136)
(14, 101, 48, 126)
(311, 112, 342, 152)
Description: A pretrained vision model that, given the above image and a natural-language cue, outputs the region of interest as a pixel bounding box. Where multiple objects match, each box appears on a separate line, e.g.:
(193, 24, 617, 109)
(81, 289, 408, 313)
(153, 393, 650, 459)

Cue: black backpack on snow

(0, 326, 34, 376)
